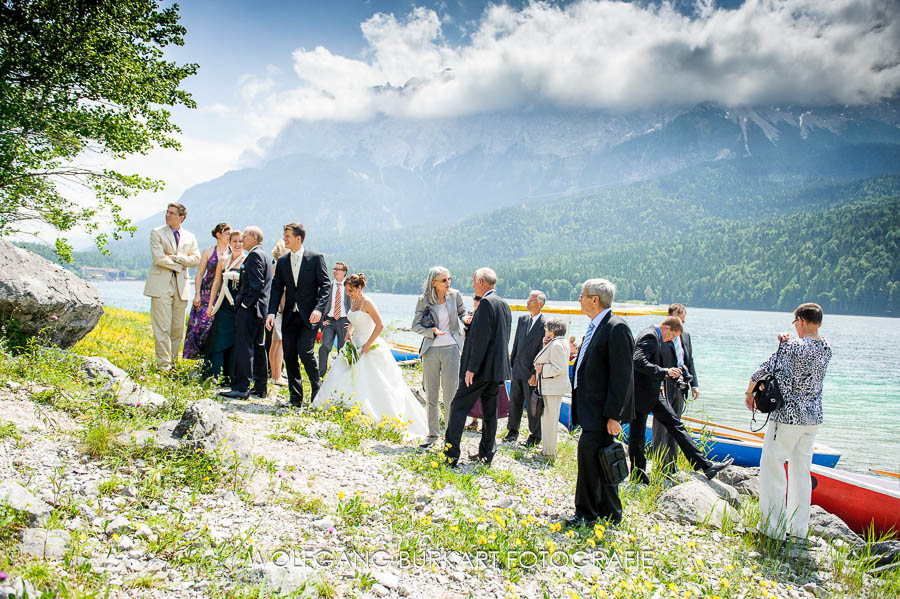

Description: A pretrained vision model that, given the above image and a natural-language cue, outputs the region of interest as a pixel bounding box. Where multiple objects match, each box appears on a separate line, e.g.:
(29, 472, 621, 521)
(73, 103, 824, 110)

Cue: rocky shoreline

(1, 347, 898, 598)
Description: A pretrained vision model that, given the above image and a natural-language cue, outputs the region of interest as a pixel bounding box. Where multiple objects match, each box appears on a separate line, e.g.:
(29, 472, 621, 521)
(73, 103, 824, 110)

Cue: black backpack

(750, 344, 785, 432)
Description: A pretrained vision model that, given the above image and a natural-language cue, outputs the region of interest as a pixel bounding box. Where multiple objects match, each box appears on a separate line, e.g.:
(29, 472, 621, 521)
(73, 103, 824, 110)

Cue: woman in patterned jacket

(744, 302, 832, 543)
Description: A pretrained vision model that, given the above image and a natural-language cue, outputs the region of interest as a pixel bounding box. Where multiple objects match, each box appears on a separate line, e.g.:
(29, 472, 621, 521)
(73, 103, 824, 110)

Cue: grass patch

(310, 399, 408, 451)
(282, 491, 327, 515)
(0, 420, 19, 440)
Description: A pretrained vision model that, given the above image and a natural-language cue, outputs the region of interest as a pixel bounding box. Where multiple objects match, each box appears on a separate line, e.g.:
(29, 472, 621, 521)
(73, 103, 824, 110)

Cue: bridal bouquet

(344, 340, 378, 366)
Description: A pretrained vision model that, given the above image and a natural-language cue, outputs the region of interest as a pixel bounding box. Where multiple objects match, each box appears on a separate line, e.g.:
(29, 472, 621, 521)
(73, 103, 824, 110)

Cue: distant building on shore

(80, 266, 128, 280)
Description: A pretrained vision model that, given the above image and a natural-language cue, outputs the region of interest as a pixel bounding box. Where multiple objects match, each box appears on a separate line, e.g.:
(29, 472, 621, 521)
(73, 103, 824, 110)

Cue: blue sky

(111, 0, 898, 225)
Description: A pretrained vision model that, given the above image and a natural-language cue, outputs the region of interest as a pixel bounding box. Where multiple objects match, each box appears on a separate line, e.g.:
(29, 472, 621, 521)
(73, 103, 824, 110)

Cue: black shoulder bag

(528, 374, 544, 420)
(750, 344, 785, 432)
(599, 441, 629, 485)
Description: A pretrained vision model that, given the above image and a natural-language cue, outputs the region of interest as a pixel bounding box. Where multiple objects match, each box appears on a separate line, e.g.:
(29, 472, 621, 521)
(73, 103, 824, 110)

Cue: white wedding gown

(314, 309, 429, 439)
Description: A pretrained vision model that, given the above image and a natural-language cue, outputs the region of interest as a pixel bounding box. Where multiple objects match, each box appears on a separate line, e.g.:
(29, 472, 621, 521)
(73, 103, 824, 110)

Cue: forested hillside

(25, 165, 899, 316)
(339, 171, 899, 316)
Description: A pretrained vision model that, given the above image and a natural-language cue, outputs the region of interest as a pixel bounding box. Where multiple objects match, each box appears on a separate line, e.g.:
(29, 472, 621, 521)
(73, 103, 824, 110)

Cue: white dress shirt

(290, 250, 303, 312)
(328, 280, 345, 319)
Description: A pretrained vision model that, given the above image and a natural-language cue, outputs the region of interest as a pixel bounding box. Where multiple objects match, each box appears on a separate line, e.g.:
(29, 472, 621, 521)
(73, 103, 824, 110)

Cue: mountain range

(90, 100, 900, 315)
(122, 100, 900, 246)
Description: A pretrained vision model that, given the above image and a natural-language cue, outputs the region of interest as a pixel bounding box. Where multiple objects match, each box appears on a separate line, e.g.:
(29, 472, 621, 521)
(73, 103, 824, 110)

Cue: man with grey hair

(221, 226, 272, 400)
(505, 290, 547, 447)
(443, 267, 512, 467)
(567, 278, 634, 527)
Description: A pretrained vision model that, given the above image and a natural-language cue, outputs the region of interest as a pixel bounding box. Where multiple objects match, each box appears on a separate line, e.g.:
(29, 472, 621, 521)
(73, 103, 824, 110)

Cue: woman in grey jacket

(412, 266, 468, 446)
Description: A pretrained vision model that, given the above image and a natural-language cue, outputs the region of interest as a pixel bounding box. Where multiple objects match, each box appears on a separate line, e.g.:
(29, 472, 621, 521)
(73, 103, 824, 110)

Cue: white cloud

(259, 0, 900, 124)
(57, 0, 900, 245)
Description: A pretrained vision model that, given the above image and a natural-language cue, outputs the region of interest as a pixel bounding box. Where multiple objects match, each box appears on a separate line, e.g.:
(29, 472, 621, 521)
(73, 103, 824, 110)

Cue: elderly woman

(530, 318, 572, 458)
(412, 266, 468, 447)
(745, 302, 832, 543)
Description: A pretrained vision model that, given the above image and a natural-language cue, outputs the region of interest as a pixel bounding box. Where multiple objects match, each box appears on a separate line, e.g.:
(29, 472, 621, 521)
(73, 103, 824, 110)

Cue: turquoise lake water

(91, 280, 899, 477)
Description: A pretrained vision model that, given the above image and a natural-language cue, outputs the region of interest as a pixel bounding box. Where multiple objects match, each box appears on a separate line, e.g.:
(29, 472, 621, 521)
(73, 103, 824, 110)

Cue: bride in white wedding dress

(314, 273, 429, 439)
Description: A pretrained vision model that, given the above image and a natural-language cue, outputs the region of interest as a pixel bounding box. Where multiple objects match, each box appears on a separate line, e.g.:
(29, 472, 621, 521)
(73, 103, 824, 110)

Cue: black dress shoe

(630, 470, 651, 485)
(219, 390, 249, 399)
(250, 389, 267, 399)
(703, 457, 734, 480)
(522, 436, 540, 449)
(502, 433, 518, 443)
(564, 515, 596, 529)
(468, 452, 491, 465)
(419, 441, 435, 449)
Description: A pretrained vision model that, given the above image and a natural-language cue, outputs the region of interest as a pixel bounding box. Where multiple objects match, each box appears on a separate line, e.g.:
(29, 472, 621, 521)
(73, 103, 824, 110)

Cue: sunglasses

(437, 277, 452, 283)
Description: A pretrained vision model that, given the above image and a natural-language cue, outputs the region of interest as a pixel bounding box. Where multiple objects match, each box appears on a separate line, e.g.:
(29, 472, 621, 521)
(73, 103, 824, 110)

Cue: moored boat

(809, 464, 900, 537)
(620, 418, 842, 469)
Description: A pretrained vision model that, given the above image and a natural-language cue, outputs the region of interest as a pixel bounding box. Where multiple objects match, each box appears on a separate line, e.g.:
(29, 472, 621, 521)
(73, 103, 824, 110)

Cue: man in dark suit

(265, 223, 330, 407)
(318, 261, 351, 377)
(443, 267, 511, 467)
(567, 278, 634, 527)
(504, 290, 546, 447)
(220, 226, 272, 399)
(654, 303, 700, 472)
(629, 316, 731, 483)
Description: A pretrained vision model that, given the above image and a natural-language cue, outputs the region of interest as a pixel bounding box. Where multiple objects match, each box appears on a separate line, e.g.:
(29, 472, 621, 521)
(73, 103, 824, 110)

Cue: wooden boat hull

(809, 464, 900, 537)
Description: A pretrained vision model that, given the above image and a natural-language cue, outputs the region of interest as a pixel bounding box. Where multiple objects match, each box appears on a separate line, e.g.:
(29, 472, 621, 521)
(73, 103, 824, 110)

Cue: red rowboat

(809, 464, 900, 538)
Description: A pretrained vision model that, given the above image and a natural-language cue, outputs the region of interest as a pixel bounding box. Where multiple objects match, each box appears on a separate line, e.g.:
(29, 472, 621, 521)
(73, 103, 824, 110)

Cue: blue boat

(620, 418, 841, 469)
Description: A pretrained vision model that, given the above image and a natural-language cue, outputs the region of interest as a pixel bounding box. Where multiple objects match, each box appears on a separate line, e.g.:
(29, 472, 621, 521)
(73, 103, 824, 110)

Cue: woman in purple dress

(183, 223, 231, 359)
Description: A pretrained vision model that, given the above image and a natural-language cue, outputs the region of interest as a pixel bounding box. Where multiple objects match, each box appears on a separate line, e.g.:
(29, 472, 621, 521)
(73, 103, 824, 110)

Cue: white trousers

(758, 421, 820, 540)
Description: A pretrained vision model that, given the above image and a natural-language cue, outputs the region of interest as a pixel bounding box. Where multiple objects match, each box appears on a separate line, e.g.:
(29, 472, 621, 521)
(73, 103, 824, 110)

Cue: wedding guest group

(746, 303, 831, 543)
(144, 203, 201, 371)
(144, 208, 831, 532)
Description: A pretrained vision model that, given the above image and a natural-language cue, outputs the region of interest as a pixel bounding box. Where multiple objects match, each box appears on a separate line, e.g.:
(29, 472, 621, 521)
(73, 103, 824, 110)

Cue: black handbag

(528, 376, 544, 419)
(420, 305, 435, 329)
(598, 441, 629, 485)
(750, 344, 785, 431)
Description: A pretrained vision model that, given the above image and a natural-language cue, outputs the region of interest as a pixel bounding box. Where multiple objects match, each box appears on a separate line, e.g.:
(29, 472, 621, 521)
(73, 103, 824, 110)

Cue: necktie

(333, 284, 342, 319)
(574, 320, 597, 389)
(173, 229, 180, 248)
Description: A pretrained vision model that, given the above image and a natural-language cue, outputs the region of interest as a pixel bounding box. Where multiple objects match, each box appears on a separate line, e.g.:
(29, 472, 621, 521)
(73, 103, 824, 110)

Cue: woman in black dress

(204, 231, 247, 383)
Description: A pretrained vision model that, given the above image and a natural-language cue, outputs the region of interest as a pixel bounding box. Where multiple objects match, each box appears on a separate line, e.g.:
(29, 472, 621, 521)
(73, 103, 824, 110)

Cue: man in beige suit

(143, 203, 201, 370)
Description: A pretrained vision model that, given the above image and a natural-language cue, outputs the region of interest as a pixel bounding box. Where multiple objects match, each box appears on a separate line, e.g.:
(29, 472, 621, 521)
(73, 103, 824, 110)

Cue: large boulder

(656, 479, 741, 529)
(809, 505, 864, 547)
(120, 399, 250, 461)
(0, 240, 103, 348)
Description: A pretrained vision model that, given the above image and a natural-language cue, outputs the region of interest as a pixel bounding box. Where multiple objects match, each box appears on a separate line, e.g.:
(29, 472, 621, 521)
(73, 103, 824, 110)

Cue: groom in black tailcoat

(220, 226, 272, 399)
(443, 267, 512, 467)
(265, 222, 330, 407)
